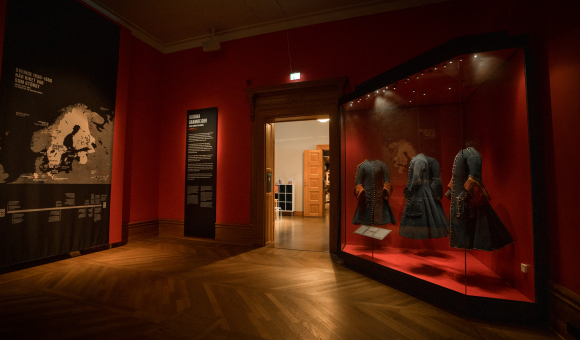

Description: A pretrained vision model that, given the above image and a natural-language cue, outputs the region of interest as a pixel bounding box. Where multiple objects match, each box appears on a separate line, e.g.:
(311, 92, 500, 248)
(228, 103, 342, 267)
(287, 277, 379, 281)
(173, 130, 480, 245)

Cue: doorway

(271, 120, 330, 252)
(246, 78, 346, 253)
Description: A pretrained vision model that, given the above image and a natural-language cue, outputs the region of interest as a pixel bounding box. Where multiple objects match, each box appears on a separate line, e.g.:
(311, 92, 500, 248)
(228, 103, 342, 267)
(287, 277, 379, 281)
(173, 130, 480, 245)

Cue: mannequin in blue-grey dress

(399, 153, 449, 239)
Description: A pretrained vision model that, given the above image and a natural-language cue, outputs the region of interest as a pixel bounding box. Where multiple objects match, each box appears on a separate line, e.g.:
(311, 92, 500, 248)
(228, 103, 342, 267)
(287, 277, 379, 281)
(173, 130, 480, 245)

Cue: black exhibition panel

(184, 107, 218, 238)
(337, 32, 548, 322)
(0, 0, 120, 268)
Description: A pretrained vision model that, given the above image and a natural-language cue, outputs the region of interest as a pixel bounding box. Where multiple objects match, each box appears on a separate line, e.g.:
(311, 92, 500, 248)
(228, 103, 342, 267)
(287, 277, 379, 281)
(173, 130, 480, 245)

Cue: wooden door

(303, 150, 323, 217)
(265, 123, 275, 244)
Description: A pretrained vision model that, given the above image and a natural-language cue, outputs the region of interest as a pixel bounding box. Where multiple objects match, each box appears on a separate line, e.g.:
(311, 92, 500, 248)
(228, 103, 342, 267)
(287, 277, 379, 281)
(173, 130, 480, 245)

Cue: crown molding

(81, 0, 166, 51)
(82, 0, 448, 54)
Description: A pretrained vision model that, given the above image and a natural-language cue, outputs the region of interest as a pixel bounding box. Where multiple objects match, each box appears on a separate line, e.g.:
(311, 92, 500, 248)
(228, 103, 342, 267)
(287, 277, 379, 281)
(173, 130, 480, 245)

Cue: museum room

(0, 0, 579, 338)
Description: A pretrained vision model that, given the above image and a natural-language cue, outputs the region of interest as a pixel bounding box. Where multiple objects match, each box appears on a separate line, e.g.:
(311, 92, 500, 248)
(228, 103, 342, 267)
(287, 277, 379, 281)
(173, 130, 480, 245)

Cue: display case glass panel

(340, 47, 534, 302)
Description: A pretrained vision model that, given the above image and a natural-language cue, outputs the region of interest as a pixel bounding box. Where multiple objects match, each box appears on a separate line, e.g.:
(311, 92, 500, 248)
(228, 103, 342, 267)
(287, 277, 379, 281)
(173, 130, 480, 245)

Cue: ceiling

(82, 0, 447, 54)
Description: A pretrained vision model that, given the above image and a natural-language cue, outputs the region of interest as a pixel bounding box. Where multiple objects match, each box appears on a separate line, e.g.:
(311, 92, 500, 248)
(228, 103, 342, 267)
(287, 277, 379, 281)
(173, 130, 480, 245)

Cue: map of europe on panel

(0, 1, 119, 186)
(0, 103, 114, 184)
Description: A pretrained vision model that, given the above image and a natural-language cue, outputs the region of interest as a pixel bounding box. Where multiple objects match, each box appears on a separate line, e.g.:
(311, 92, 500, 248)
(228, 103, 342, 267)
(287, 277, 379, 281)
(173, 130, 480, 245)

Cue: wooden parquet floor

(269, 213, 330, 252)
(0, 236, 558, 339)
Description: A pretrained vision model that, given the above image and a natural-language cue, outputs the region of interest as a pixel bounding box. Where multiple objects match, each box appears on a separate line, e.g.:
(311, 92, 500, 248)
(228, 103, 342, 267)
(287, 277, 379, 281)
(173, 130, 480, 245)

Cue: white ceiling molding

(81, 0, 166, 51)
(82, 0, 448, 54)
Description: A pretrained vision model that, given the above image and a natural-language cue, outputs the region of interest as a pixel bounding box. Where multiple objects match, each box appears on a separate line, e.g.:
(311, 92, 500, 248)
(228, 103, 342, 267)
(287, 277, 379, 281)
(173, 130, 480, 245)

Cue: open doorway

(246, 77, 345, 253)
(271, 119, 330, 252)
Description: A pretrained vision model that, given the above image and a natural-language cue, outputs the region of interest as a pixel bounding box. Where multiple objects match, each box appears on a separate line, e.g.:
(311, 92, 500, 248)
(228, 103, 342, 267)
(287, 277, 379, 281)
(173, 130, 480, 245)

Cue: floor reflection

(269, 204, 329, 252)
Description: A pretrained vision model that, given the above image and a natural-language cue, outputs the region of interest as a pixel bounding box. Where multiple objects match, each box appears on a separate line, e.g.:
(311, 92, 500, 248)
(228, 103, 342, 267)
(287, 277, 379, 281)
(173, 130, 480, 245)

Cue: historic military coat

(446, 147, 513, 251)
(399, 154, 449, 239)
(352, 160, 396, 226)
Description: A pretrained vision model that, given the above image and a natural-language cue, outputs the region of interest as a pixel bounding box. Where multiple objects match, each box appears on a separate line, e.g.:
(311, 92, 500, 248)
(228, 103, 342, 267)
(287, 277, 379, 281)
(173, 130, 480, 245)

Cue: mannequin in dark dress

(446, 147, 513, 251)
(352, 160, 396, 226)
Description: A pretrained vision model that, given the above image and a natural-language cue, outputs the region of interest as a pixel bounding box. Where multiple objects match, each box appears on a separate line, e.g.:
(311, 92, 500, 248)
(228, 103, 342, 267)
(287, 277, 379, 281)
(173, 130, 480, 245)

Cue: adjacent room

(271, 119, 330, 252)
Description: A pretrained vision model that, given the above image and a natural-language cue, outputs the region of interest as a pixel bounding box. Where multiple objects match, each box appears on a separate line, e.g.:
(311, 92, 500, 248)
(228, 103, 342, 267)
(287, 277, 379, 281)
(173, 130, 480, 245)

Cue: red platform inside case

(342, 245, 531, 302)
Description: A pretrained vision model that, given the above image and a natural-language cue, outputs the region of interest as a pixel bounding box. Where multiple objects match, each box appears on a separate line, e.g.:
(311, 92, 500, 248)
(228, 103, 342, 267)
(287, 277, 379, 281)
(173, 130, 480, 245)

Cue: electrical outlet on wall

(521, 263, 529, 273)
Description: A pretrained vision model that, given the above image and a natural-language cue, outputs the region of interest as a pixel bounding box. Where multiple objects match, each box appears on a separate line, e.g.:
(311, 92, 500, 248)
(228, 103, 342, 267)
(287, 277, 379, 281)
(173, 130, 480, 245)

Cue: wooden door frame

(246, 77, 347, 252)
(316, 144, 330, 216)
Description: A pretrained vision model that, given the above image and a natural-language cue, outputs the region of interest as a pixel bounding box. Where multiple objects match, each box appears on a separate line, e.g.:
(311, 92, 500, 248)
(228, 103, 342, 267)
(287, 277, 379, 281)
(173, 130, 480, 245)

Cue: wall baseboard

(111, 241, 127, 248)
(158, 219, 184, 237)
(215, 222, 254, 246)
(157, 219, 254, 246)
(126, 220, 159, 242)
(549, 281, 580, 340)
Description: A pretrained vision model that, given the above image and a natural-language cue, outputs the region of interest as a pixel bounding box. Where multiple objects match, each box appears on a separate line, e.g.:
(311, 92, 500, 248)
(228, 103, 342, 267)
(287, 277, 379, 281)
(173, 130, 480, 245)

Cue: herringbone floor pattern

(0, 236, 557, 339)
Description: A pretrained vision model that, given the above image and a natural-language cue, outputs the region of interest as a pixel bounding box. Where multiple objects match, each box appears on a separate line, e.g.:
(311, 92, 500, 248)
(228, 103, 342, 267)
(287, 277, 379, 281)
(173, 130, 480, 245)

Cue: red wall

(122, 37, 163, 224)
(109, 27, 131, 243)
(159, 45, 254, 224)
(76, 0, 164, 240)
(548, 26, 580, 296)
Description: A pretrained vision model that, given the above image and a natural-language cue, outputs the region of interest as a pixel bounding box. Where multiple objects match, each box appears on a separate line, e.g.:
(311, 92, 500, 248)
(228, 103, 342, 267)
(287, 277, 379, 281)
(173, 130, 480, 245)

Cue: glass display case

(338, 33, 545, 319)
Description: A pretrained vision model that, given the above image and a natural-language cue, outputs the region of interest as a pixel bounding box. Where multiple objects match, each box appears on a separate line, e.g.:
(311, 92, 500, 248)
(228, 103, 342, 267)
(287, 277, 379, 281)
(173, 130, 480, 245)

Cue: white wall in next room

(275, 120, 329, 213)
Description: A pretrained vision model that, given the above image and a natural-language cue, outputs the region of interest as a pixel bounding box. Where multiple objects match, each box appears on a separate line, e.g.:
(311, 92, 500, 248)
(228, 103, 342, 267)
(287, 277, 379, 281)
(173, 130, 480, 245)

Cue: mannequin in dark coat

(399, 154, 449, 239)
(445, 147, 513, 251)
(352, 160, 396, 226)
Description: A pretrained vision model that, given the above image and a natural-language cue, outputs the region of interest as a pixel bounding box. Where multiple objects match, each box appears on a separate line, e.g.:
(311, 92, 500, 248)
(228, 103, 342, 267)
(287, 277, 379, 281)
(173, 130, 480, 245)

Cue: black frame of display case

(337, 31, 550, 323)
